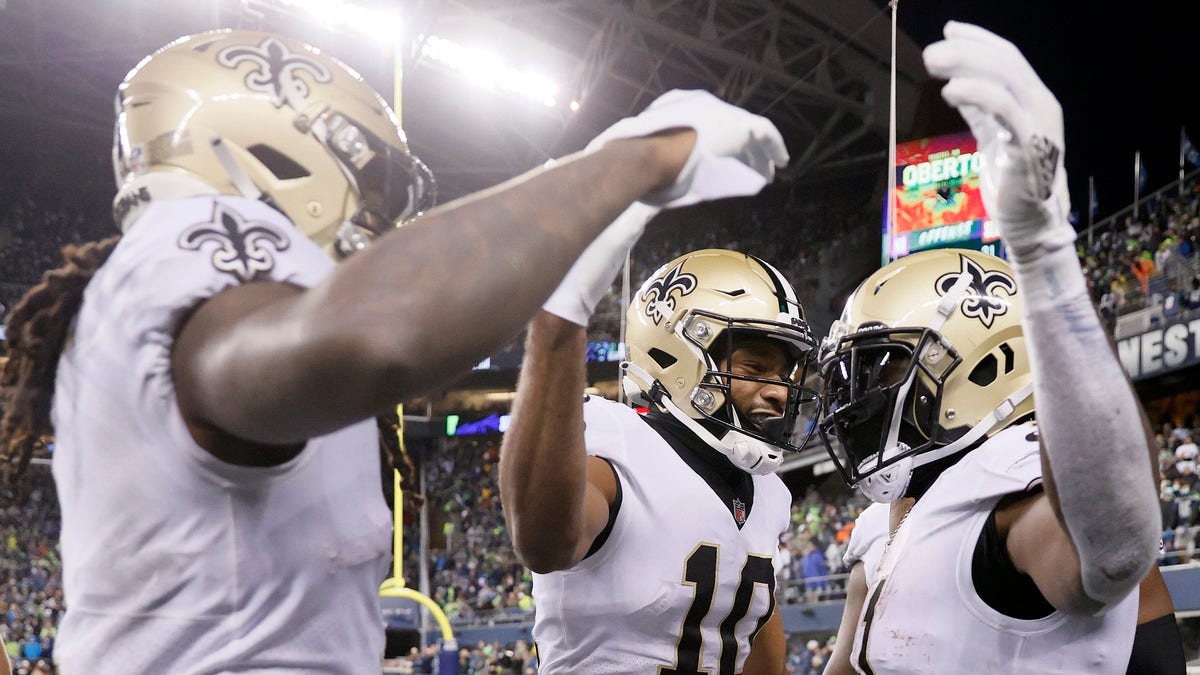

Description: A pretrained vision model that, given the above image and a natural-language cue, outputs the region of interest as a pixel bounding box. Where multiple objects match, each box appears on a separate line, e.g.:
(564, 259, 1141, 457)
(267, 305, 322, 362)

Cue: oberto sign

(1117, 318, 1200, 380)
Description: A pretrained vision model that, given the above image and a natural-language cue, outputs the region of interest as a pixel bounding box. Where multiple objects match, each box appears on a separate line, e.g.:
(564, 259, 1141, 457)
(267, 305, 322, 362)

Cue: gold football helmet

(112, 30, 435, 257)
(817, 248, 1034, 502)
(621, 248, 820, 474)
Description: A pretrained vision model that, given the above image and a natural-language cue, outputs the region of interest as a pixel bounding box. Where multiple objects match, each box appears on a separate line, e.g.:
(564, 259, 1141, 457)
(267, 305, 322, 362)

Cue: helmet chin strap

(211, 137, 265, 201)
(856, 381, 1034, 503)
(621, 361, 782, 475)
(857, 272, 1032, 503)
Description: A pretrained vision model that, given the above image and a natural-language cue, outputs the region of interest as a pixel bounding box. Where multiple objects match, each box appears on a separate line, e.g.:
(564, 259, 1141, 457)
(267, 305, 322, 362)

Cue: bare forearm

(499, 311, 590, 572)
(327, 137, 676, 391)
(188, 134, 689, 443)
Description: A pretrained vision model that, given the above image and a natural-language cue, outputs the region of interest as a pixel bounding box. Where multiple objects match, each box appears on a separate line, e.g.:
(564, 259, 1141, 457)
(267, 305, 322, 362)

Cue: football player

(814, 22, 1162, 673)
(500, 247, 821, 674)
(825, 504, 1185, 674)
(0, 30, 787, 674)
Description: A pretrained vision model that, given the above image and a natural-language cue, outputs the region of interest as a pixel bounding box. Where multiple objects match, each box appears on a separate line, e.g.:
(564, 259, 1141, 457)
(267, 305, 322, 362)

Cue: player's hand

(587, 89, 789, 209)
(923, 21, 1075, 263)
(542, 202, 661, 326)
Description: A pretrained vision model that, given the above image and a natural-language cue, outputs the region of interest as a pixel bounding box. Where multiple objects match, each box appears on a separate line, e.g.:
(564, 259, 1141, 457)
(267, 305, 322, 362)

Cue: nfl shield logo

(732, 498, 747, 525)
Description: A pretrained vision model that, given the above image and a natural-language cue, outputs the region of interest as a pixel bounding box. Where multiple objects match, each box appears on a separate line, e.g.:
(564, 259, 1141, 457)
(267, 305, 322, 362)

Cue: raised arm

(925, 21, 1160, 611)
(498, 311, 619, 573)
(173, 131, 690, 446)
(175, 90, 788, 450)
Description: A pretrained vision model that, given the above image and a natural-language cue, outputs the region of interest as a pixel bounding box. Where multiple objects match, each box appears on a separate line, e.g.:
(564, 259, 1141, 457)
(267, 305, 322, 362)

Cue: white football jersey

(532, 396, 792, 674)
(843, 501, 888, 581)
(51, 196, 392, 674)
(849, 423, 1138, 674)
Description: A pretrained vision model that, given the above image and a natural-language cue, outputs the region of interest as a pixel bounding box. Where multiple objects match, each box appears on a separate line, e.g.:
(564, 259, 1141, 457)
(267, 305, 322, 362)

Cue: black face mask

(816, 326, 961, 489)
(316, 112, 437, 257)
(688, 319, 822, 455)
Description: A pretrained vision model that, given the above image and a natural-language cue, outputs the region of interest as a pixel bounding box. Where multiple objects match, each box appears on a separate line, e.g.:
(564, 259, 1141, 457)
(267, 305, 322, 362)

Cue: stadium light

(419, 34, 559, 108)
(256, 0, 567, 109)
(273, 0, 403, 45)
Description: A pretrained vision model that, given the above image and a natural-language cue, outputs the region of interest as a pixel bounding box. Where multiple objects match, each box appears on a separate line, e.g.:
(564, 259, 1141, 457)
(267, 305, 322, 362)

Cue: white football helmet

(817, 248, 1034, 502)
(621, 248, 821, 474)
(111, 29, 435, 258)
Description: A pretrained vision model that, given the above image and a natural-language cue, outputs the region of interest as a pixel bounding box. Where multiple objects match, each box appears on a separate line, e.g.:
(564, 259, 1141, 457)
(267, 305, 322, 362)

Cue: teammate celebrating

(0, 29, 787, 674)
(501, 246, 820, 674)
(815, 22, 1161, 673)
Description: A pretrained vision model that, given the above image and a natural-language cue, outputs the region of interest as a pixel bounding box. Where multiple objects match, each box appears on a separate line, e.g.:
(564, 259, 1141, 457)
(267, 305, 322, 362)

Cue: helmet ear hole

(998, 342, 1016, 374)
(247, 144, 311, 180)
(967, 353, 998, 387)
(648, 347, 678, 369)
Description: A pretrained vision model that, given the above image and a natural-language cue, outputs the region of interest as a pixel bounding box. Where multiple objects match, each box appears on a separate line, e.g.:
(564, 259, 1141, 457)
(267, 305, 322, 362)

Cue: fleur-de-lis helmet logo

(934, 253, 1017, 328)
(641, 262, 698, 325)
(217, 36, 332, 108)
(179, 203, 290, 282)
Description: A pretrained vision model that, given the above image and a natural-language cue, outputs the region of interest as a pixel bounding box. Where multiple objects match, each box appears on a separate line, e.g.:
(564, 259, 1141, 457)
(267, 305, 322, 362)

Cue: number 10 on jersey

(660, 543, 776, 675)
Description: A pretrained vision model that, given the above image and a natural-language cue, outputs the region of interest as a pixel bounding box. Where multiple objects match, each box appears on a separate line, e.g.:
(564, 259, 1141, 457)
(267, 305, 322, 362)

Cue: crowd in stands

(416, 435, 534, 627)
(1077, 174, 1200, 332)
(1, 462, 61, 675)
(1161, 419, 1200, 564)
(775, 490, 869, 604)
(0, 186, 115, 315)
(6, 155, 1200, 675)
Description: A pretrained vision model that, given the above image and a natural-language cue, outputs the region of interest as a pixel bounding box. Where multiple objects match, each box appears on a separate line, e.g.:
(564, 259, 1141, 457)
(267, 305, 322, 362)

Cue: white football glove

(586, 89, 789, 209)
(542, 202, 661, 326)
(923, 21, 1076, 263)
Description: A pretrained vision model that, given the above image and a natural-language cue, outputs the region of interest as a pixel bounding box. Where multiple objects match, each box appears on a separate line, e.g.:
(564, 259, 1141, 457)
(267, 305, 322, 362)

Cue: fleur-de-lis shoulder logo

(934, 254, 1017, 328)
(179, 203, 290, 282)
(217, 36, 331, 108)
(641, 262, 698, 325)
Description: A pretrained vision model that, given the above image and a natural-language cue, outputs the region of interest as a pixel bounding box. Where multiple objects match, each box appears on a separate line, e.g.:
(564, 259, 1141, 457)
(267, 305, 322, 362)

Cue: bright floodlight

(420, 34, 559, 108)
(276, 0, 402, 45)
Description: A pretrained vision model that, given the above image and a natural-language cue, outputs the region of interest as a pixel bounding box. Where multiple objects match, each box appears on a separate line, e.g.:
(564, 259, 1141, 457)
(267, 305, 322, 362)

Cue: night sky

(883, 0, 1200, 225)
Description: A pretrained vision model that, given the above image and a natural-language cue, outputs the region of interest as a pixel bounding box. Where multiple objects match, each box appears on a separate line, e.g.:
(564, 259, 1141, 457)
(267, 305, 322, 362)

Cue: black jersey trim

(642, 411, 755, 529)
(582, 457, 622, 560)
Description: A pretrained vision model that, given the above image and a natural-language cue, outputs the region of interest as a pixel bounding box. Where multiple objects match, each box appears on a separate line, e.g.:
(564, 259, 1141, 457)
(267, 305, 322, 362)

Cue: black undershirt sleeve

(971, 506, 1056, 620)
(971, 488, 1184, 673)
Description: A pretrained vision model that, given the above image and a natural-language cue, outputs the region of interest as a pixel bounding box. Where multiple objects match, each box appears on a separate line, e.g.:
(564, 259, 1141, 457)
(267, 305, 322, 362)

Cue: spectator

(1176, 434, 1199, 475)
(1187, 276, 1200, 311)
(1131, 250, 1156, 294)
(801, 541, 829, 602)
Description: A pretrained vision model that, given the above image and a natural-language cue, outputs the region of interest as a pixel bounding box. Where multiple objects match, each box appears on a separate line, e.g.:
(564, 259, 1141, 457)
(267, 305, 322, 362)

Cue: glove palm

(923, 21, 1076, 262)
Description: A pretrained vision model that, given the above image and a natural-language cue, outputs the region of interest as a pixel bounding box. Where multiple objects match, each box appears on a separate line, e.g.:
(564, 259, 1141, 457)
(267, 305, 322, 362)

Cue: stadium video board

(884, 131, 1005, 264)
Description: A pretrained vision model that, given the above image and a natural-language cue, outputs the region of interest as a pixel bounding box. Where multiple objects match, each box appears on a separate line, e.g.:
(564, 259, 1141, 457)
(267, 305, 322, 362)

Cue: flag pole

(1133, 150, 1141, 220)
(1181, 126, 1187, 198)
(1087, 175, 1094, 249)
(882, 0, 899, 267)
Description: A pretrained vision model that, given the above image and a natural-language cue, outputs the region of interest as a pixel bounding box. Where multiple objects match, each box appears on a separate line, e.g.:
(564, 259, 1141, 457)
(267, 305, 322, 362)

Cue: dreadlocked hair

(1, 235, 122, 486)
(377, 411, 425, 514)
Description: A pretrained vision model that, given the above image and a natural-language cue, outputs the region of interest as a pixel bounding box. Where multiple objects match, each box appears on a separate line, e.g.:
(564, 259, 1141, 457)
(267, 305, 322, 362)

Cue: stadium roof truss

(0, 0, 927, 201)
